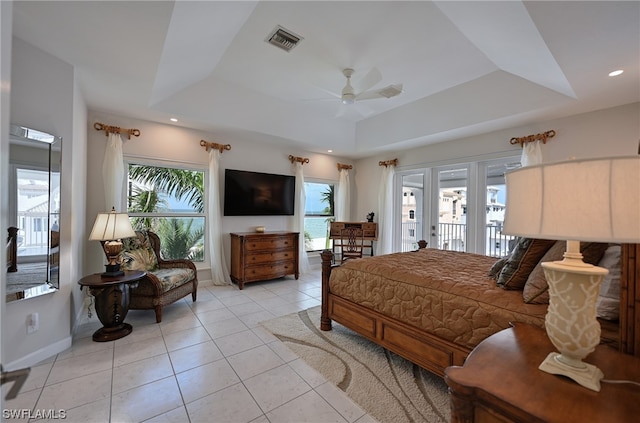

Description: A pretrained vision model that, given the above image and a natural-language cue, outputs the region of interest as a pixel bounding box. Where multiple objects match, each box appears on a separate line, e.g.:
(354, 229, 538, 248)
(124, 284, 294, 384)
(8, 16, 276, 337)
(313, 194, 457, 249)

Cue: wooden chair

(340, 227, 365, 263)
(120, 230, 198, 323)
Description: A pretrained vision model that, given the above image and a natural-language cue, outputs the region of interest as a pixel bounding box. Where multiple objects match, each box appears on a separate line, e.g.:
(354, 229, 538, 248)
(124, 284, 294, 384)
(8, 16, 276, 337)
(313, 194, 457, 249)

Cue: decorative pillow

(596, 245, 621, 320)
(488, 257, 508, 280)
(522, 241, 609, 304)
(120, 231, 158, 271)
(496, 238, 556, 290)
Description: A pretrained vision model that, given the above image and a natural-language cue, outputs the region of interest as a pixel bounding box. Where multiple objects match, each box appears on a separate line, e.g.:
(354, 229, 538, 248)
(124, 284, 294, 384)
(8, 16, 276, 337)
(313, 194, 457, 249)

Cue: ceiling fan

(339, 68, 403, 105)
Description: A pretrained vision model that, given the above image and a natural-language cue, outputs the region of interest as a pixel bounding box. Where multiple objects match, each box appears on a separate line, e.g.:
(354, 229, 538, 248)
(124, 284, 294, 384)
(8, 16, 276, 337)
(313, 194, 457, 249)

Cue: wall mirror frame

(6, 124, 61, 302)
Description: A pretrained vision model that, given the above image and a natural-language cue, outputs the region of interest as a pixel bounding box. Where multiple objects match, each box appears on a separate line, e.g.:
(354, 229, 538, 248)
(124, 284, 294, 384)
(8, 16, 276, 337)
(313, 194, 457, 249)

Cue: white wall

(3, 36, 87, 369)
(353, 102, 640, 223)
(85, 111, 355, 282)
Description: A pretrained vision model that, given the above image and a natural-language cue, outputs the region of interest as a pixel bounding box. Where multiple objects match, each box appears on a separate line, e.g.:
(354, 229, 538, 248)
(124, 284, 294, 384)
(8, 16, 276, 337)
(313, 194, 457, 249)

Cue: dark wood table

(78, 270, 146, 342)
(445, 323, 640, 423)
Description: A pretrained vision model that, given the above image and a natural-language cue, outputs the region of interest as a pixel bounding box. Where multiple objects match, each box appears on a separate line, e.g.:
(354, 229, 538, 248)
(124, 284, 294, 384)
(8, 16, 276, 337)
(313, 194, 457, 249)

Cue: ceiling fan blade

(314, 85, 342, 99)
(354, 67, 382, 93)
(356, 83, 404, 101)
(356, 90, 385, 101)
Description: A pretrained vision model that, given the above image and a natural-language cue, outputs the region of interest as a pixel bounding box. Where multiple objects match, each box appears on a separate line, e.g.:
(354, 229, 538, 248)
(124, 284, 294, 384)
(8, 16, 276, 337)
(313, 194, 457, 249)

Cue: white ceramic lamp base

(541, 257, 608, 392)
(539, 351, 604, 391)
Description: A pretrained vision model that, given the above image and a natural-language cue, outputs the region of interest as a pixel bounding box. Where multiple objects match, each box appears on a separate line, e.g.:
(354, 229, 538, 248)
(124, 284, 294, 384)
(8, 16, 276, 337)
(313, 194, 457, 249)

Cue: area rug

(260, 306, 450, 423)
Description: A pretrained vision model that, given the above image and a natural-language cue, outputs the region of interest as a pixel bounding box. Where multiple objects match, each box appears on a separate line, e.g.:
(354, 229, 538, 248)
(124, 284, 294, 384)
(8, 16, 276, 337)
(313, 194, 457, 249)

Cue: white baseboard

(4, 336, 72, 370)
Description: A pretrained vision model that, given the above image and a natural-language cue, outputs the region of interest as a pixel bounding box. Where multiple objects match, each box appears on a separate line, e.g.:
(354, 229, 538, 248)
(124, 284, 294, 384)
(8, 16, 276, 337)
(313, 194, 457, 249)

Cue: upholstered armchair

(120, 230, 197, 323)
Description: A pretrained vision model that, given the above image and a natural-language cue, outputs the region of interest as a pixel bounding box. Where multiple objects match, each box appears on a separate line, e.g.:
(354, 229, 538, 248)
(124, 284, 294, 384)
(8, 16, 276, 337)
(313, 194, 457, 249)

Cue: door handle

(1, 365, 30, 400)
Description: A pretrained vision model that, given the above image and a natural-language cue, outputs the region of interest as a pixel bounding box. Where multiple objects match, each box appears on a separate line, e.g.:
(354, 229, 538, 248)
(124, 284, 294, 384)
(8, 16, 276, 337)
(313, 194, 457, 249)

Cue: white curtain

(335, 168, 350, 221)
(102, 132, 124, 211)
(376, 164, 395, 255)
(207, 150, 231, 285)
(292, 162, 310, 273)
(521, 141, 543, 167)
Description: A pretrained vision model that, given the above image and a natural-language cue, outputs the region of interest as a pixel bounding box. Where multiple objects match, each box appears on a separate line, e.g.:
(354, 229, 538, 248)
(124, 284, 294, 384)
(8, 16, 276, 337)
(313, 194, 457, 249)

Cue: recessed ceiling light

(327, 149, 333, 153)
(608, 69, 623, 77)
(170, 118, 178, 122)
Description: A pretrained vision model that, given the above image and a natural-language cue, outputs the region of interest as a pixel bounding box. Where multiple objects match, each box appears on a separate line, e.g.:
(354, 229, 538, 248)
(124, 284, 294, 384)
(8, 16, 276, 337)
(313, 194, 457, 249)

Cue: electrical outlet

(27, 312, 39, 334)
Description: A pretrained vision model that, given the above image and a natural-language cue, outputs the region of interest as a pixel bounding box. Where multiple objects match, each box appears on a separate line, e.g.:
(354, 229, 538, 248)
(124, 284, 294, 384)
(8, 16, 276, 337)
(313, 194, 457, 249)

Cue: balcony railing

(400, 222, 515, 257)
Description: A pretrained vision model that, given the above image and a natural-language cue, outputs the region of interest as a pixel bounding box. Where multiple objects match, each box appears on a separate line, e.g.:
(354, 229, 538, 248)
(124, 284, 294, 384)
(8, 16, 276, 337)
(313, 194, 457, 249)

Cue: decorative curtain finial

(200, 140, 231, 153)
(510, 130, 556, 147)
(288, 155, 309, 165)
(378, 158, 398, 167)
(94, 122, 140, 140)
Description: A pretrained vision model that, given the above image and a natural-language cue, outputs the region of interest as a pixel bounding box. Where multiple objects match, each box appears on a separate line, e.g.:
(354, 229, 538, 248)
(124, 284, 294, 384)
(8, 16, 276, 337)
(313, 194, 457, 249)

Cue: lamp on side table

(89, 207, 136, 277)
(503, 156, 640, 391)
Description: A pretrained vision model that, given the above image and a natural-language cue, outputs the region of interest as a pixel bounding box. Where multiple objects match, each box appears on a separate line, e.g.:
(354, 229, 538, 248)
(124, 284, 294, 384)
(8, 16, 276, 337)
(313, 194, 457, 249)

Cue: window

(126, 162, 206, 261)
(304, 181, 334, 252)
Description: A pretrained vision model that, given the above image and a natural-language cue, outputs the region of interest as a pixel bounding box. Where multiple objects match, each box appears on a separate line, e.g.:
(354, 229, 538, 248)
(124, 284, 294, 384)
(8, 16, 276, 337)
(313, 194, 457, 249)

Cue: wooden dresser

(445, 323, 640, 423)
(230, 231, 299, 290)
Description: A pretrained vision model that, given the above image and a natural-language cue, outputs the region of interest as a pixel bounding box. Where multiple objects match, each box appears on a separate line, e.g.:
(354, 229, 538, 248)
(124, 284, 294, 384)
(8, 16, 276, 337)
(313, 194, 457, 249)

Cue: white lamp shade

(503, 156, 640, 243)
(89, 210, 136, 241)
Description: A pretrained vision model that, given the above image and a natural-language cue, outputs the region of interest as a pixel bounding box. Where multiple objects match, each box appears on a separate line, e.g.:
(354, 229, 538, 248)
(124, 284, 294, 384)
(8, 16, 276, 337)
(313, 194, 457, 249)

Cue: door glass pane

(304, 182, 334, 252)
(401, 173, 423, 252)
(485, 161, 519, 257)
(437, 167, 467, 252)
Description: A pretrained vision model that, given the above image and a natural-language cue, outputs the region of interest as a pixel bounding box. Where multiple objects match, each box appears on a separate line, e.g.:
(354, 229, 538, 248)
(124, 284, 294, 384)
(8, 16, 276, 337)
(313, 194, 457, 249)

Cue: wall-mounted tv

(224, 169, 295, 216)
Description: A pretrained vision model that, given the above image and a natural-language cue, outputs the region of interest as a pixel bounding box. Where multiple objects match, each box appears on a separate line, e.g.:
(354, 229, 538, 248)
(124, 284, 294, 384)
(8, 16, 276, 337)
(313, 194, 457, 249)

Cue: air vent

(266, 25, 302, 52)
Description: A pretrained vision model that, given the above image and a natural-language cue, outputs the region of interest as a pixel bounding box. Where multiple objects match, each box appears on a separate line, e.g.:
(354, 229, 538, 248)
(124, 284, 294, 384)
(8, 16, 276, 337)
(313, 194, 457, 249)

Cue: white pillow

(596, 245, 621, 321)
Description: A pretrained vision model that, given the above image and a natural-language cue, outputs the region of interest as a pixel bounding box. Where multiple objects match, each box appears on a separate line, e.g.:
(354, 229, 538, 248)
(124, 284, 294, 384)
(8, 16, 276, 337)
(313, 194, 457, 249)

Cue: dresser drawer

(246, 251, 295, 264)
(245, 261, 296, 281)
(245, 237, 295, 252)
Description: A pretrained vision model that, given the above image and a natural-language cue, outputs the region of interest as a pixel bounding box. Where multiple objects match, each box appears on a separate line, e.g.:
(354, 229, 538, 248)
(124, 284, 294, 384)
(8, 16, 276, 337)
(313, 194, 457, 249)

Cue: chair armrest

(138, 272, 164, 296)
(156, 258, 197, 274)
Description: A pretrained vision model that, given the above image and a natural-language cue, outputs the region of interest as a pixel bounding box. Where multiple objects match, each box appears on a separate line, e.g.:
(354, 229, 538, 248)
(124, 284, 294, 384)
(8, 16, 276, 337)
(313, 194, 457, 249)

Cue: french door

(430, 164, 471, 252)
(395, 156, 519, 256)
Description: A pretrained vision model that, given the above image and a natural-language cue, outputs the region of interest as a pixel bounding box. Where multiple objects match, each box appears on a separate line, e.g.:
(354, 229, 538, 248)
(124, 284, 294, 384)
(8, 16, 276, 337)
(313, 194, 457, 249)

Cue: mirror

(6, 124, 61, 302)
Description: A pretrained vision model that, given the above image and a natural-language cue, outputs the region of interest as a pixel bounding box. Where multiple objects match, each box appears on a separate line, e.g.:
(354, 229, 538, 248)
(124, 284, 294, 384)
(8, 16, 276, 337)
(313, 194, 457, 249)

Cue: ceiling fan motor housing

(342, 68, 356, 104)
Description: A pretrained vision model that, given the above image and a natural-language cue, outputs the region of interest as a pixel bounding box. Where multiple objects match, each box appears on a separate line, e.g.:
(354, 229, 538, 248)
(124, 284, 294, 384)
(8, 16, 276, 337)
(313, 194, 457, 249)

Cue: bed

(320, 242, 640, 378)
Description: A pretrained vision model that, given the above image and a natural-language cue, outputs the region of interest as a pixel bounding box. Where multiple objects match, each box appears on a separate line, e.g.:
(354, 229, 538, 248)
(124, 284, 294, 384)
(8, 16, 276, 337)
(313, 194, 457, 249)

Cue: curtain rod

(379, 158, 398, 167)
(510, 130, 556, 146)
(288, 155, 309, 165)
(200, 140, 231, 153)
(337, 163, 353, 170)
(94, 122, 140, 140)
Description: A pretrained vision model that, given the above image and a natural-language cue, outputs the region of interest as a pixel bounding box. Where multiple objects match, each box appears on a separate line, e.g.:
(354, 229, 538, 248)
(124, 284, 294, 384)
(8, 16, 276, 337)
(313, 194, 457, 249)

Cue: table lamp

(89, 207, 136, 277)
(503, 156, 640, 391)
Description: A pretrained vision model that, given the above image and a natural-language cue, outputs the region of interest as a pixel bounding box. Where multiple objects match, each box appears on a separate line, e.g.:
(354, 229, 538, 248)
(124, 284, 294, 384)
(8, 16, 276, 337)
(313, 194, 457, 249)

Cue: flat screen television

(224, 169, 295, 216)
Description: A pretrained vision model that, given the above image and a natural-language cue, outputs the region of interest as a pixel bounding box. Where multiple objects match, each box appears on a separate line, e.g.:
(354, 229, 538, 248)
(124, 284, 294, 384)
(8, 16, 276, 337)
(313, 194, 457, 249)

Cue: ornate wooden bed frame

(320, 244, 640, 378)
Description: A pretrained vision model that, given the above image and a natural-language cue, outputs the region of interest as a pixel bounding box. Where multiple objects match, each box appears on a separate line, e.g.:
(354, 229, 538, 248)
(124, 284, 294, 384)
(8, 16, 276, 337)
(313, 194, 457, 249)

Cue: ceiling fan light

(342, 93, 355, 104)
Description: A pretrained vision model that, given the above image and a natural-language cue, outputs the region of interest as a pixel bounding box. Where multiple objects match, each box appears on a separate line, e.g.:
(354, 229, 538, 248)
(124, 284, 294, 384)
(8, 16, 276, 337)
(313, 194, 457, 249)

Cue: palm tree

(128, 164, 204, 259)
(320, 185, 334, 216)
(157, 218, 205, 261)
(128, 164, 204, 212)
(128, 185, 165, 231)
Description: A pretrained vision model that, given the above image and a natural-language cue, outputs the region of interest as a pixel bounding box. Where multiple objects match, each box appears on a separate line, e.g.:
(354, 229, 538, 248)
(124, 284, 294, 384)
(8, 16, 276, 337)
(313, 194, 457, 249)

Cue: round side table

(78, 270, 146, 342)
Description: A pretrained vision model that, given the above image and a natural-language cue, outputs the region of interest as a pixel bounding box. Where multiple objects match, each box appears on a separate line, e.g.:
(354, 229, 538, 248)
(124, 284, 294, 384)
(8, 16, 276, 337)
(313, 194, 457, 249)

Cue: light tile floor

(3, 266, 378, 423)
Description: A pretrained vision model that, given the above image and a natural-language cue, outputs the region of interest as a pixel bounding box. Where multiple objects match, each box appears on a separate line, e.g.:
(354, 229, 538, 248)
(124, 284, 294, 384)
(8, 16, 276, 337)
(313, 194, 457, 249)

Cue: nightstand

(445, 323, 640, 423)
(78, 270, 146, 342)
